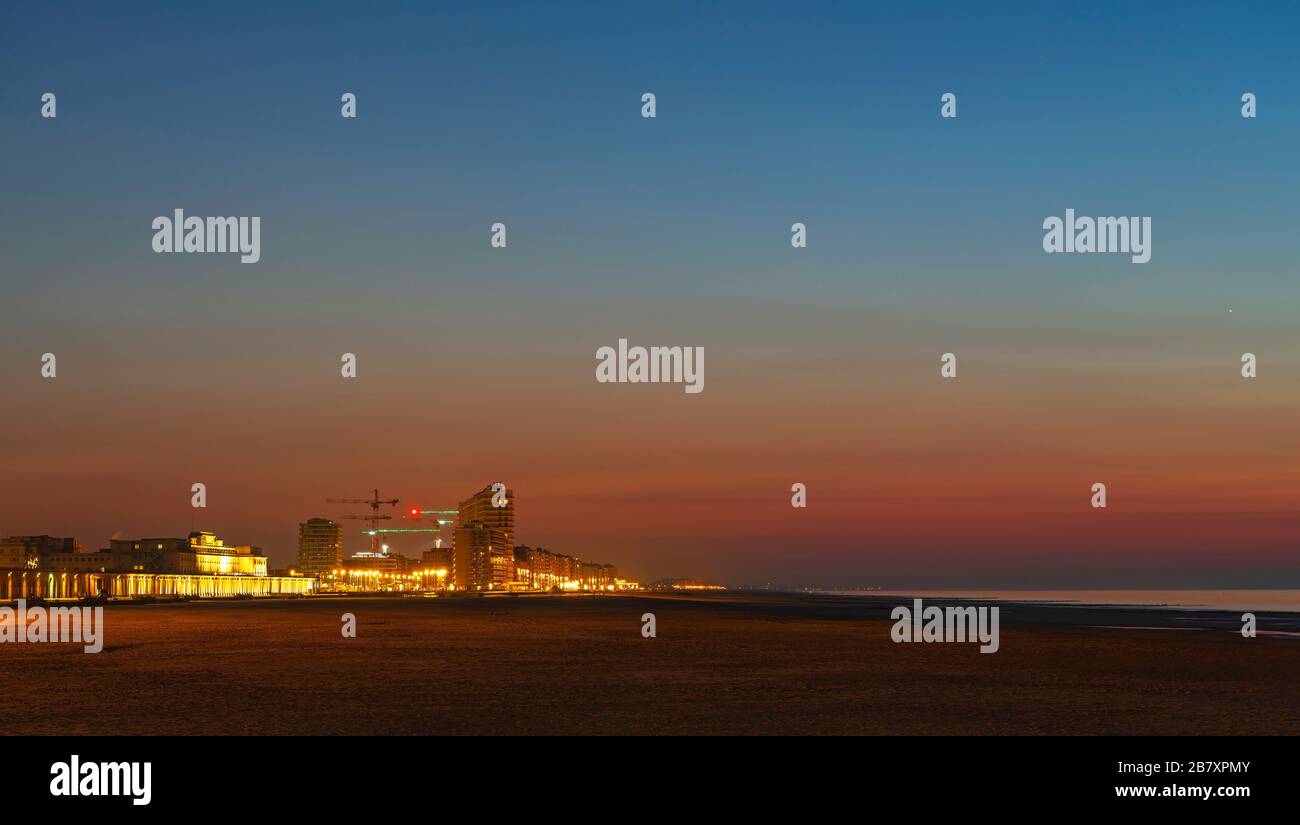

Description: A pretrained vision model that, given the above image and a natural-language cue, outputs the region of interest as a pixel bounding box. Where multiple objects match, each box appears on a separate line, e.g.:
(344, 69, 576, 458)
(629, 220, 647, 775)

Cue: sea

(819, 589, 1300, 613)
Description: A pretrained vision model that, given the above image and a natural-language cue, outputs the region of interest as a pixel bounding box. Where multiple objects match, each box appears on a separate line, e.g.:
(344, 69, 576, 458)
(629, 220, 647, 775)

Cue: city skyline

(1, 481, 634, 591)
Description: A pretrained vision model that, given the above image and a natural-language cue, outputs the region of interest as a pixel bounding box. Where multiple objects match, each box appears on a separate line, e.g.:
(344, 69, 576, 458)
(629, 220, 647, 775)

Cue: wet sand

(3, 592, 1298, 735)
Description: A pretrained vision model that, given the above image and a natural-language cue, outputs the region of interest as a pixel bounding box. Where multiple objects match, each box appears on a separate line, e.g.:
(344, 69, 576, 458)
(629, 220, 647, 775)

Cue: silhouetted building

(0, 535, 82, 569)
(422, 546, 451, 570)
(298, 518, 344, 576)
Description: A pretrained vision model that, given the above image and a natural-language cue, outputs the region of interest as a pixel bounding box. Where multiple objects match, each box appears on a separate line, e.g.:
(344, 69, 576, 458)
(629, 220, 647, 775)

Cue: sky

(1, 2, 1298, 587)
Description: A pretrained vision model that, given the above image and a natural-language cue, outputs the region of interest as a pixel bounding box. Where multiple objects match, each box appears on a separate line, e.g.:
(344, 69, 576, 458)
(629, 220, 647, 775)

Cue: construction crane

(404, 507, 458, 548)
(326, 489, 400, 554)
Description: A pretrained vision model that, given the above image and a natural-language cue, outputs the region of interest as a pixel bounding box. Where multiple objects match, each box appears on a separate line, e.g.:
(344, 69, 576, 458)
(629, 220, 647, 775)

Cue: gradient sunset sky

(2, 2, 1299, 587)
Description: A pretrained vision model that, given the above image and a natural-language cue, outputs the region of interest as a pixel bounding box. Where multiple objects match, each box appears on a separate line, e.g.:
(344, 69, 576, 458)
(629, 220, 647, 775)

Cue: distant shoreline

(806, 588, 1300, 614)
(630, 590, 1300, 633)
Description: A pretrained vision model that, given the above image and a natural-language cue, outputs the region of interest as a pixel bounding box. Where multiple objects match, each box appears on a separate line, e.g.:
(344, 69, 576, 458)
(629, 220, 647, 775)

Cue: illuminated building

(510, 546, 624, 591)
(308, 484, 633, 594)
(513, 546, 533, 585)
(322, 550, 443, 593)
(298, 518, 344, 577)
(0, 532, 313, 599)
(106, 532, 267, 576)
(451, 524, 511, 590)
(448, 483, 516, 590)
(578, 562, 618, 591)
(553, 552, 577, 586)
(327, 566, 446, 593)
(456, 484, 515, 552)
(344, 551, 414, 574)
(513, 545, 571, 590)
(490, 549, 514, 588)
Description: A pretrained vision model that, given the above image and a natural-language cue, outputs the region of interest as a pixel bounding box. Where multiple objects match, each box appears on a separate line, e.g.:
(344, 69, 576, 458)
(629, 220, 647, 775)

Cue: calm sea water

(820, 590, 1300, 612)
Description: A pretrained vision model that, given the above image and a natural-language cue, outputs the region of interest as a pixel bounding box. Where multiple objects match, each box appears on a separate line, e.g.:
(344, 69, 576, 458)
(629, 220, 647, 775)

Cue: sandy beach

(3, 592, 1298, 735)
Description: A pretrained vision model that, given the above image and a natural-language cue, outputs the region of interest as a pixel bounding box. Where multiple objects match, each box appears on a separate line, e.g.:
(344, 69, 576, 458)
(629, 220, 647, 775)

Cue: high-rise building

(450, 483, 516, 590)
(456, 484, 515, 552)
(298, 518, 344, 576)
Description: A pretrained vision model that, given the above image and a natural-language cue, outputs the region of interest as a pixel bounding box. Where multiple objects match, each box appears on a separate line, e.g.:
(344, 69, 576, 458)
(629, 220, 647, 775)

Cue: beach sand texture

(3, 593, 1298, 735)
